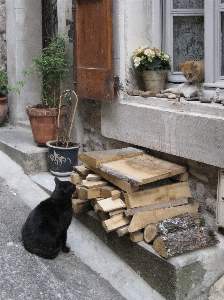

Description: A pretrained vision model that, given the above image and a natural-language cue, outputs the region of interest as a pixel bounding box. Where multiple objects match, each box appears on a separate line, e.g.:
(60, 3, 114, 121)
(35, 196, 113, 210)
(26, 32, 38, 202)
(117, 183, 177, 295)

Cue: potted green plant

(132, 46, 171, 93)
(0, 70, 24, 125)
(46, 90, 80, 176)
(24, 35, 71, 146)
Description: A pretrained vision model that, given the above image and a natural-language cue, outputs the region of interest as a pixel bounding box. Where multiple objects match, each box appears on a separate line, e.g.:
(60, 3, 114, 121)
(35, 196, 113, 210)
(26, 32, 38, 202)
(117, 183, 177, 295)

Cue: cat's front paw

(62, 245, 70, 253)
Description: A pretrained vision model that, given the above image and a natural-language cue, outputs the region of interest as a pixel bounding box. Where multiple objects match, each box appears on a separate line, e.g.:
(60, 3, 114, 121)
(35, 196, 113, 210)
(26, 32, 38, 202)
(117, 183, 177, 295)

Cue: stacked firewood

(70, 147, 219, 258)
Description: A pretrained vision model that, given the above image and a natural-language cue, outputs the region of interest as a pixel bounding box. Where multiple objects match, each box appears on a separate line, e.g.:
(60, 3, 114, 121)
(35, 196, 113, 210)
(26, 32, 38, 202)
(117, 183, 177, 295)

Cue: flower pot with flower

(132, 46, 171, 93)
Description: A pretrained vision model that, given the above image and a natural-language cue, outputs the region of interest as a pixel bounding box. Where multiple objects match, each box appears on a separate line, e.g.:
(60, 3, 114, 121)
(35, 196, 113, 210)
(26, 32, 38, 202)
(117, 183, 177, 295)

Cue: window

(162, 0, 224, 87)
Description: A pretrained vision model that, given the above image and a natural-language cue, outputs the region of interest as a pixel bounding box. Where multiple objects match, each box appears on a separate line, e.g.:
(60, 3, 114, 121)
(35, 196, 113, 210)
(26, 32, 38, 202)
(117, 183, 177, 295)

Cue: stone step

(0, 124, 49, 174)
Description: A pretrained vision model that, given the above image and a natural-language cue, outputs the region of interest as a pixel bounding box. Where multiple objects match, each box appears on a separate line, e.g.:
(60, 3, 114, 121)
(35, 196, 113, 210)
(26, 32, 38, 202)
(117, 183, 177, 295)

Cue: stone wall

(0, 0, 6, 70)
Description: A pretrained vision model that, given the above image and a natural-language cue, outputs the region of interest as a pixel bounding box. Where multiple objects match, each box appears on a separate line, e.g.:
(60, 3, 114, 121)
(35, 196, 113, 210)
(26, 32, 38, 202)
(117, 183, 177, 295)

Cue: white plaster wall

(6, 0, 42, 124)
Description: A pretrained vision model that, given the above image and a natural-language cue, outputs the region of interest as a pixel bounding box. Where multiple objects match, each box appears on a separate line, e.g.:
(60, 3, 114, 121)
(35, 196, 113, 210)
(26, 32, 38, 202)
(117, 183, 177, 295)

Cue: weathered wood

(97, 211, 109, 221)
(171, 172, 189, 182)
(125, 182, 191, 209)
(109, 209, 125, 218)
(125, 198, 189, 216)
(77, 186, 101, 200)
(78, 147, 144, 168)
(96, 197, 126, 212)
(153, 226, 220, 258)
(128, 203, 199, 233)
(143, 213, 205, 243)
(100, 185, 116, 198)
(102, 215, 131, 232)
(73, 165, 91, 176)
(83, 163, 139, 193)
(86, 173, 102, 181)
(81, 180, 108, 189)
(72, 199, 92, 213)
(130, 231, 144, 243)
(111, 189, 121, 200)
(70, 173, 86, 185)
(99, 154, 187, 186)
(117, 225, 130, 237)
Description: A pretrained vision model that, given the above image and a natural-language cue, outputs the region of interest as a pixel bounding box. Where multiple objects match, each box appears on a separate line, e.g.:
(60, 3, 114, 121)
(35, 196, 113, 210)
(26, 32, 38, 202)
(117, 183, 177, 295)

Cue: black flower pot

(46, 140, 80, 176)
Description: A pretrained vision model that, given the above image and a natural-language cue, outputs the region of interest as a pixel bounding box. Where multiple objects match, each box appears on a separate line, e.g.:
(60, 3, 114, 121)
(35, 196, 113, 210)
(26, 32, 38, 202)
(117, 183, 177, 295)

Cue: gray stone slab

(0, 125, 49, 174)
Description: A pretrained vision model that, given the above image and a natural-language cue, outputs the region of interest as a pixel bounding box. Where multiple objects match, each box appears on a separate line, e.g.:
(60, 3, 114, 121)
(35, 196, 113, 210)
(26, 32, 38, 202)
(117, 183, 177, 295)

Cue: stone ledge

(74, 210, 224, 300)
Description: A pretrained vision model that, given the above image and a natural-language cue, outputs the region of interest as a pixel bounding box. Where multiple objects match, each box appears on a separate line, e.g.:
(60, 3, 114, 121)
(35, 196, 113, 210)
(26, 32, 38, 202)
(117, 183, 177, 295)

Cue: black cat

(21, 177, 76, 259)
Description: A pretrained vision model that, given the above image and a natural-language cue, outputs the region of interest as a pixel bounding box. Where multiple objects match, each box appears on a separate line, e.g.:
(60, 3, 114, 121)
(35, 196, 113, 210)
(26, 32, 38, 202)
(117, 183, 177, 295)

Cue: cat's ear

(54, 177, 60, 184)
(178, 63, 184, 68)
(193, 61, 198, 69)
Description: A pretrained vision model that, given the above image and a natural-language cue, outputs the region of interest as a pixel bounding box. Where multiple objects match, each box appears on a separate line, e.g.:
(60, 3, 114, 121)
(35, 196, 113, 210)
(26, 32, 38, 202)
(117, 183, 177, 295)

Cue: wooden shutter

(74, 0, 114, 101)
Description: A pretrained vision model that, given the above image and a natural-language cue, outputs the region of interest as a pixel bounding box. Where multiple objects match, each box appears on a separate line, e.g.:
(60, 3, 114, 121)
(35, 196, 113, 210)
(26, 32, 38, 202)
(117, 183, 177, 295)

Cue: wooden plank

(171, 172, 189, 182)
(130, 231, 144, 243)
(100, 185, 116, 198)
(77, 186, 101, 200)
(86, 173, 102, 181)
(81, 180, 108, 189)
(72, 198, 92, 213)
(83, 163, 139, 193)
(102, 215, 131, 232)
(78, 147, 144, 168)
(97, 197, 126, 212)
(117, 225, 130, 237)
(124, 198, 189, 216)
(128, 203, 199, 233)
(99, 154, 187, 186)
(73, 165, 91, 176)
(125, 182, 191, 209)
(70, 173, 85, 185)
(109, 209, 125, 218)
(111, 189, 121, 200)
(153, 226, 220, 258)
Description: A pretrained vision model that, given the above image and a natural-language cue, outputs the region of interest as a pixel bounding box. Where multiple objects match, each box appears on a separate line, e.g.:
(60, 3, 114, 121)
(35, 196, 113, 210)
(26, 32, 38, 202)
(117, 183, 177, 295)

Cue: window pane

(173, 16, 204, 72)
(173, 0, 204, 9)
(221, 12, 224, 75)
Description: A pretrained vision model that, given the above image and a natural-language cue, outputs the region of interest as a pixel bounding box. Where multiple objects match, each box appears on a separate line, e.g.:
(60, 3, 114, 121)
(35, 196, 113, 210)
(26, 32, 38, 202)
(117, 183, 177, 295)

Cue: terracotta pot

(0, 97, 8, 125)
(26, 105, 67, 146)
(46, 140, 80, 176)
(142, 70, 167, 93)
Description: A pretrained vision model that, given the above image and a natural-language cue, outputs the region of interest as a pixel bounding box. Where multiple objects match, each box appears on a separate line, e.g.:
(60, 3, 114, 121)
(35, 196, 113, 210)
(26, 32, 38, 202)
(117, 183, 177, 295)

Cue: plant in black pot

(24, 35, 71, 146)
(46, 90, 80, 176)
(0, 70, 25, 125)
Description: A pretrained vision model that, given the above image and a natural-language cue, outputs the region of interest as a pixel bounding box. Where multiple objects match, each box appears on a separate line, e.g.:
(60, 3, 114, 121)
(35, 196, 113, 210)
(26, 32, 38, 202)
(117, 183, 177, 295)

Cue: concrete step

(0, 124, 49, 174)
(1, 124, 223, 300)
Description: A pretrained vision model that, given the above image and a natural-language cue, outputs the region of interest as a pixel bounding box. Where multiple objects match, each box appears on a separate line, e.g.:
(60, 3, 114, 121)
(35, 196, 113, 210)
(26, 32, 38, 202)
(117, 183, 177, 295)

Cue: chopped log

(81, 180, 108, 189)
(124, 181, 191, 209)
(77, 186, 101, 200)
(125, 198, 189, 216)
(84, 163, 139, 193)
(78, 147, 144, 168)
(99, 154, 187, 186)
(96, 197, 126, 212)
(153, 226, 220, 258)
(111, 189, 121, 200)
(109, 209, 125, 218)
(128, 203, 199, 233)
(144, 224, 158, 243)
(143, 213, 205, 243)
(72, 199, 92, 213)
(73, 165, 91, 176)
(100, 185, 116, 198)
(70, 173, 86, 185)
(86, 173, 102, 181)
(117, 225, 130, 237)
(130, 231, 144, 243)
(102, 215, 131, 232)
